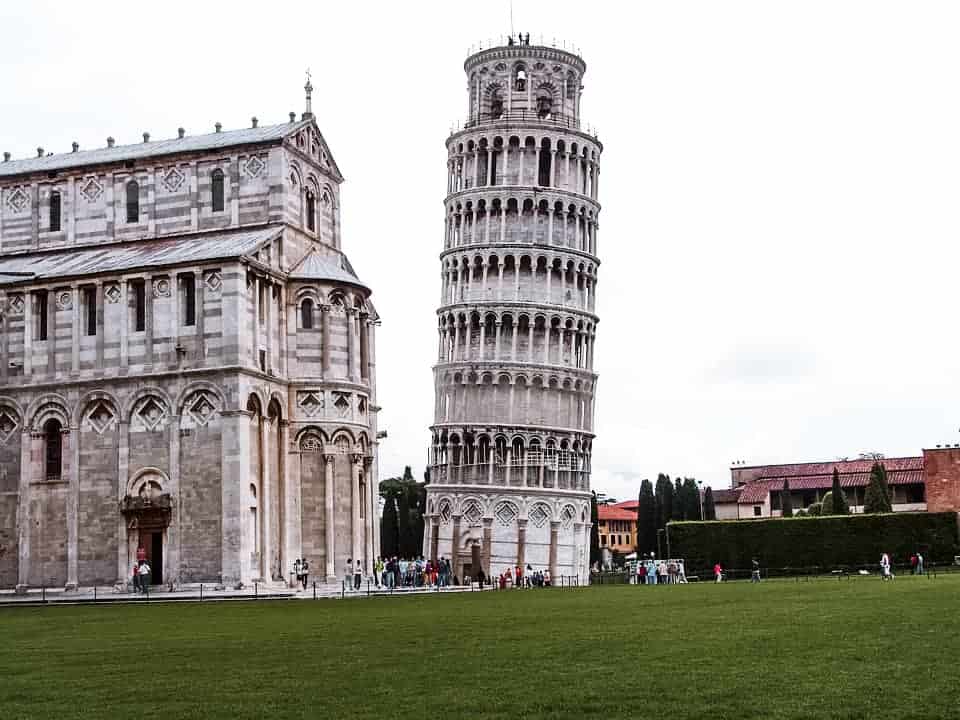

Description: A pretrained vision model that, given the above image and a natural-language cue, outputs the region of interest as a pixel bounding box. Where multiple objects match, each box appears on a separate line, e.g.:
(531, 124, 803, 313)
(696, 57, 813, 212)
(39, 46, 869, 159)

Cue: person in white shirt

(345, 557, 353, 591)
(138, 561, 151, 591)
(677, 559, 687, 584)
(354, 560, 362, 590)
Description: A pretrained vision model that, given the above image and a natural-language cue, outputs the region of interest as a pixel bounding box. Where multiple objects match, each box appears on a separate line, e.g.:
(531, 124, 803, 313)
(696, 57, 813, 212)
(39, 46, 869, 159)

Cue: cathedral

(0, 82, 381, 591)
(426, 38, 601, 584)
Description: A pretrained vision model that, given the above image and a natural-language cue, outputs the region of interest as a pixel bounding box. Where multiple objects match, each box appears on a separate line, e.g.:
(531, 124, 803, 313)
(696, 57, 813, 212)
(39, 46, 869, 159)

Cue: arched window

(44, 419, 62, 479)
(306, 190, 316, 231)
(49, 191, 61, 232)
(301, 298, 314, 329)
(566, 71, 577, 100)
(211, 169, 225, 213)
(126, 181, 139, 223)
(515, 66, 527, 92)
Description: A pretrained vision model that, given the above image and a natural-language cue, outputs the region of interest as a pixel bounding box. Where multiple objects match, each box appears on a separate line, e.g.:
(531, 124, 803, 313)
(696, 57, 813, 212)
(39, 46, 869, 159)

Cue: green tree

(682, 478, 702, 521)
(637, 479, 658, 555)
(864, 462, 892, 513)
(397, 489, 413, 558)
(589, 491, 601, 566)
(655, 474, 674, 530)
(781, 478, 793, 518)
(703, 487, 716, 521)
(380, 466, 426, 558)
(829, 468, 849, 515)
(819, 491, 835, 515)
(674, 478, 686, 519)
(380, 496, 399, 558)
(807, 501, 822, 516)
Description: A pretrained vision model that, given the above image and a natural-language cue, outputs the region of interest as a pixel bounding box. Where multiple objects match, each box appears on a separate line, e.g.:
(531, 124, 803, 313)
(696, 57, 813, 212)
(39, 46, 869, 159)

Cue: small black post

(94, 586, 97, 603)
(200, 584, 203, 601)
(255, 581, 258, 600)
(313, 581, 316, 600)
(341, 580, 345, 600)
(42, 584, 45, 603)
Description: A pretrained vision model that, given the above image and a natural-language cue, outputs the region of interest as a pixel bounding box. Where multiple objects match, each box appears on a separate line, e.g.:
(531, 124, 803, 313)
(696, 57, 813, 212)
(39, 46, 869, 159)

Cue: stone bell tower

(425, 37, 602, 585)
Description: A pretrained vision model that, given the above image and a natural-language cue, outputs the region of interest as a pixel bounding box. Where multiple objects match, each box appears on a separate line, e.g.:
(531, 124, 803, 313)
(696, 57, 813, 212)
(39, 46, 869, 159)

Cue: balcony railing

(453, 110, 598, 138)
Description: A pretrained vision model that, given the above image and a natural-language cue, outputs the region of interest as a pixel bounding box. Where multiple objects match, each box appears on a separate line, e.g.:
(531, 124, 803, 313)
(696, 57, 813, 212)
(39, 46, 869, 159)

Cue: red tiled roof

(737, 469, 925, 504)
(598, 505, 638, 521)
(613, 500, 639, 511)
(736, 456, 922, 477)
(711, 488, 742, 504)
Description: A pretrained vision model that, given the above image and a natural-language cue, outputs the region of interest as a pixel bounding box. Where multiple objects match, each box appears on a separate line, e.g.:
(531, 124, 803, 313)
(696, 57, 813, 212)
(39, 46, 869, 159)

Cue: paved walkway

(0, 581, 491, 607)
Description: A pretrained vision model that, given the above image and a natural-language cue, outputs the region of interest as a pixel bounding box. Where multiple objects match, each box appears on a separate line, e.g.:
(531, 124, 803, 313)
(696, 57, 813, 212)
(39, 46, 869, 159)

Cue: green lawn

(1, 575, 958, 719)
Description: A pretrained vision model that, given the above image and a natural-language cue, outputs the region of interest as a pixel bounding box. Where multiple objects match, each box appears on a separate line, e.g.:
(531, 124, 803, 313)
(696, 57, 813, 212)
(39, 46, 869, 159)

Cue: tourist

(301, 558, 309, 590)
(132, 562, 141, 593)
(477, 567, 486, 589)
(657, 560, 667, 585)
(667, 560, 678, 584)
(136, 544, 146, 565)
(714, 562, 723, 583)
(910, 553, 918, 575)
(138, 560, 151, 591)
(637, 562, 646, 585)
(354, 560, 362, 590)
(677, 559, 687, 584)
(526, 564, 533, 588)
(647, 558, 657, 585)
(917, 552, 924, 575)
(544, 569, 551, 587)
(751, 558, 761, 583)
(880, 552, 893, 581)
(345, 557, 353, 591)
(515, 565, 522, 588)
(293, 558, 302, 588)
(374, 557, 384, 588)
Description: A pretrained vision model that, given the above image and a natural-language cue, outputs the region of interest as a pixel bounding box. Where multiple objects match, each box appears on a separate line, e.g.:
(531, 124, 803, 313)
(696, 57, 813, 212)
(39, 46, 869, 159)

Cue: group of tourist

(634, 555, 687, 584)
(372, 556, 458, 590)
(292, 558, 310, 590)
(497, 564, 551, 589)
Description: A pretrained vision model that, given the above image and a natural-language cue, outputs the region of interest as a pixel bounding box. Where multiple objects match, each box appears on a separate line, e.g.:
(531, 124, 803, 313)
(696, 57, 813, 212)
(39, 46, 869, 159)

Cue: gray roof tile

(0, 226, 281, 282)
(288, 249, 367, 289)
(0, 121, 310, 178)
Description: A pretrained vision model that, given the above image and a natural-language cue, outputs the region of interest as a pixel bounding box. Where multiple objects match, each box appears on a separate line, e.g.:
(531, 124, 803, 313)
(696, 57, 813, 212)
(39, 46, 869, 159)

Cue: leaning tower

(425, 38, 601, 585)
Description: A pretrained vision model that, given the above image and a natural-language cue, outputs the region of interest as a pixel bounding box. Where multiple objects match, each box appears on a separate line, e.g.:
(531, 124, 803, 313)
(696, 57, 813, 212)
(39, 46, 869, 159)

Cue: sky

(2, 1, 960, 502)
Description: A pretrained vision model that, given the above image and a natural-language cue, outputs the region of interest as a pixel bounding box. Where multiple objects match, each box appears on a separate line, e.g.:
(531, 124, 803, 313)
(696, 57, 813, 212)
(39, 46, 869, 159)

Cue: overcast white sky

(3, 1, 960, 501)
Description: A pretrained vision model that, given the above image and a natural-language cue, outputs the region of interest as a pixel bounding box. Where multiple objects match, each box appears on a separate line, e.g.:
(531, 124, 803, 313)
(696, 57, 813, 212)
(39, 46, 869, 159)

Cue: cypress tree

(674, 478, 686, 520)
(864, 462, 892, 513)
(703, 487, 716, 521)
(637, 479, 658, 554)
(381, 497, 399, 558)
(655, 474, 674, 530)
(830, 468, 849, 515)
(683, 478, 702, 521)
(589, 491, 601, 566)
(397, 489, 413, 558)
(781, 478, 793, 517)
(819, 491, 835, 515)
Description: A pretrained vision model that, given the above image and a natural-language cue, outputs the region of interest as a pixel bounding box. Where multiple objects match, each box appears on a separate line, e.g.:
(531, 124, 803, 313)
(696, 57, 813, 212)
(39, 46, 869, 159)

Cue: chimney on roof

(143, 133, 150, 143)
(107, 137, 115, 148)
(251, 116, 258, 128)
(37, 147, 44, 158)
(3, 152, 9, 162)
(289, 111, 296, 123)
(178, 127, 185, 139)
(72, 142, 79, 153)
(215, 122, 222, 133)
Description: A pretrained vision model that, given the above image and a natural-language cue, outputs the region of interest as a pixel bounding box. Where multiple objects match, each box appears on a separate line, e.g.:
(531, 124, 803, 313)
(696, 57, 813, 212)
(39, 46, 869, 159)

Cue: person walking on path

(344, 558, 353, 591)
(714, 562, 723, 583)
(917, 552, 924, 575)
(677, 559, 687, 584)
(293, 558, 302, 588)
(301, 558, 309, 590)
(751, 558, 761, 583)
(881, 552, 894, 580)
(354, 560, 362, 590)
(138, 560, 151, 593)
(132, 562, 141, 593)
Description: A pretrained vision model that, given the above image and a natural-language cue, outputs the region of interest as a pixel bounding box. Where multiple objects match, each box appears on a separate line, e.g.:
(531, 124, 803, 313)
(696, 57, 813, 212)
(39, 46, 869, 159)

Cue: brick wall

(924, 447, 960, 513)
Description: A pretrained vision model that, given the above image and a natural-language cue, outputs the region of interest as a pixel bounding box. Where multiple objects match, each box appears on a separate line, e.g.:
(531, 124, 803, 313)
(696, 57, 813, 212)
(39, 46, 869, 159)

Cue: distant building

(715, 447, 960, 519)
(597, 503, 635, 554)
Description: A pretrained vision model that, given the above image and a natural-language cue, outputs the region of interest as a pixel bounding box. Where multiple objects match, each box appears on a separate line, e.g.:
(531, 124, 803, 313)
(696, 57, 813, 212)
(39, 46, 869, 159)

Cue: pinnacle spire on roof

(303, 69, 314, 120)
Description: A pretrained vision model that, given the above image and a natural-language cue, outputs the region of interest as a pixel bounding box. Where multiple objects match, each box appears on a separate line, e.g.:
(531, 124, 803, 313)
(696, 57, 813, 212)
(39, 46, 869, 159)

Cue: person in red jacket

(714, 563, 723, 583)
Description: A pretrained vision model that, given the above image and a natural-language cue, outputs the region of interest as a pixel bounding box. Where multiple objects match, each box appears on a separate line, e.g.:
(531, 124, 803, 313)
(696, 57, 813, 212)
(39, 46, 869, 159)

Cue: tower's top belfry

(463, 38, 588, 130)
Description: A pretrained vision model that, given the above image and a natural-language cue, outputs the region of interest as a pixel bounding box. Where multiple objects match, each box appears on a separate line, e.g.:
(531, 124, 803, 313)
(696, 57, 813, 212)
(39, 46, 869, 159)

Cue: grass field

(1, 575, 958, 719)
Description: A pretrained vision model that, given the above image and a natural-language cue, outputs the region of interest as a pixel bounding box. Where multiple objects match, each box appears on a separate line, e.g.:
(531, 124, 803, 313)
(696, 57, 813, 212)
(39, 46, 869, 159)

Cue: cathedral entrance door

(138, 529, 164, 585)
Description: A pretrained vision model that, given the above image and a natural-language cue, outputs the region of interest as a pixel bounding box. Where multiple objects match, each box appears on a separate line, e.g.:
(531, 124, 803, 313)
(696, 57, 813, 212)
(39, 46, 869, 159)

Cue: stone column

(516, 518, 527, 569)
(359, 313, 370, 382)
(321, 452, 336, 580)
(549, 520, 560, 580)
(115, 421, 130, 582)
(450, 514, 462, 579)
(220, 409, 251, 587)
(351, 453, 362, 576)
(364, 458, 374, 575)
(168, 412, 181, 586)
(320, 304, 331, 377)
(482, 517, 493, 575)
(23, 292, 32, 377)
(16, 429, 33, 591)
(70, 285, 79, 375)
(95, 280, 105, 371)
(573, 521, 584, 582)
(259, 416, 272, 581)
(346, 308, 357, 381)
(66, 425, 79, 589)
(429, 515, 440, 564)
(45, 289, 55, 375)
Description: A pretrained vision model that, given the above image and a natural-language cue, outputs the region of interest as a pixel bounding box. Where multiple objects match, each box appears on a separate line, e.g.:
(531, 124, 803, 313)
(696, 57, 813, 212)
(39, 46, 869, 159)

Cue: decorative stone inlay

(136, 397, 166, 431)
(105, 284, 121, 304)
(300, 435, 322, 452)
(187, 392, 217, 427)
(297, 391, 323, 418)
(56, 291, 72, 310)
(529, 503, 550, 529)
(5, 187, 29, 213)
(161, 166, 186, 193)
(244, 156, 265, 179)
(439, 501, 452, 525)
(204, 270, 222, 293)
(495, 501, 518, 526)
(153, 278, 171, 298)
(8, 294, 24, 315)
(333, 392, 350, 417)
(463, 501, 482, 527)
(357, 397, 367, 416)
(79, 177, 103, 202)
(84, 401, 116, 434)
(0, 410, 19, 444)
(561, 505, 576, 529)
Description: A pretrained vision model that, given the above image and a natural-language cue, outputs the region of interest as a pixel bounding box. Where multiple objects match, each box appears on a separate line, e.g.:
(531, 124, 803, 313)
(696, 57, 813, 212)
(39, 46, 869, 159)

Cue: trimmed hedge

(668, 512, 959, 574)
